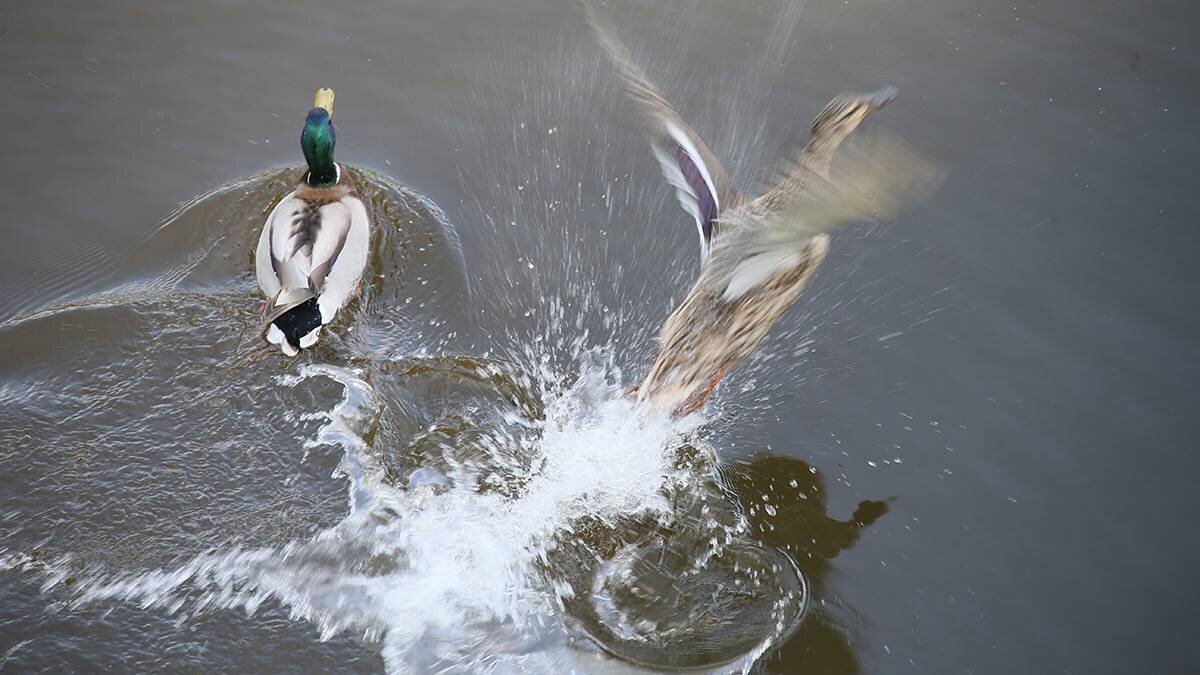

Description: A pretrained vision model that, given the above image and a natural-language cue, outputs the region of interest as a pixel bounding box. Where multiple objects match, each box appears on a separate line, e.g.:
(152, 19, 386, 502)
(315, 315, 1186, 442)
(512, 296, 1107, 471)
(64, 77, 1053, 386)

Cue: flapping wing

(738, 130, 943, 247)
(713, 131, 944, 300)
(587, 4, 741, 258)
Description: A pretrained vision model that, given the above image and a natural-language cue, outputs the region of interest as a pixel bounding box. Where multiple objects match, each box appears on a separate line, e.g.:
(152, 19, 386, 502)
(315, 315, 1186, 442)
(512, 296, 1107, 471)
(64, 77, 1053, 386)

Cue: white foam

(63, 358, 705, 672)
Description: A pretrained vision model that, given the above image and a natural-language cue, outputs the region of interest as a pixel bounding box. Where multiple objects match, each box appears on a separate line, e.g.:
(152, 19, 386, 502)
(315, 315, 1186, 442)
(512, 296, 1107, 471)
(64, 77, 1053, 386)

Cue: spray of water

(37, 352, 803, 672)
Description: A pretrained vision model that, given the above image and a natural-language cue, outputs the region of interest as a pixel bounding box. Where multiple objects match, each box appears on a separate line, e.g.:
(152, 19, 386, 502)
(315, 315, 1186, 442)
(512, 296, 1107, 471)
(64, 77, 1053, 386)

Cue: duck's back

(255, 169, 370, 354)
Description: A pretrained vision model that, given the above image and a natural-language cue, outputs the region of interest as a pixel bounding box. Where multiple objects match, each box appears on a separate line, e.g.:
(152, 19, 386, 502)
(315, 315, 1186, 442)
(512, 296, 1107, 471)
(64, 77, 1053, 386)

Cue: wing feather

(731, 131, 944, 249)
(255, 192, 294, 301)
(308, 200, 351, 289)
(711, 132, 943, 300)
(587, 4, 740, 258)
(269, 196, 316, 290)
(257, 189, 365, 321)
(316, 195, 370, 323)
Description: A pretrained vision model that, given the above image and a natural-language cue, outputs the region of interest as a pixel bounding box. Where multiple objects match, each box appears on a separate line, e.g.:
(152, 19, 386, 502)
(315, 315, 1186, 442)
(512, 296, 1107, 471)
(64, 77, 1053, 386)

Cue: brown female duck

(589, 12, 941, 417)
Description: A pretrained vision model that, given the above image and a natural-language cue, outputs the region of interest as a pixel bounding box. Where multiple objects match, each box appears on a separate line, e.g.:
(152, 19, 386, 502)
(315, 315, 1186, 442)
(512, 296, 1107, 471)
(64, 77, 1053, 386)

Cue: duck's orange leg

(673, 365, 731, 419)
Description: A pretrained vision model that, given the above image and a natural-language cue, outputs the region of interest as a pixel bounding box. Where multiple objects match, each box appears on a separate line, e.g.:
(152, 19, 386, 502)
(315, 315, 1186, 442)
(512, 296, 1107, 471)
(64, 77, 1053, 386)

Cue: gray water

(1, 0, 1198, 672)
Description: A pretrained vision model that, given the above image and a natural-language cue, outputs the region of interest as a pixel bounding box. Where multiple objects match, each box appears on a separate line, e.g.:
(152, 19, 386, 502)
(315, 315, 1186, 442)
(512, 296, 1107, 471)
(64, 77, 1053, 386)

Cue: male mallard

(255, 88, 371, 356)
(589, 13, 941, 417)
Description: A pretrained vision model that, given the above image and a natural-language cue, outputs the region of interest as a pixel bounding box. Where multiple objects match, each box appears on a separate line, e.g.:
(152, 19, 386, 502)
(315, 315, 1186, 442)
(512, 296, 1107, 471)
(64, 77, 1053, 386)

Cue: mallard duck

(589, 12, 941, 417)
(255, 88, 371, 356)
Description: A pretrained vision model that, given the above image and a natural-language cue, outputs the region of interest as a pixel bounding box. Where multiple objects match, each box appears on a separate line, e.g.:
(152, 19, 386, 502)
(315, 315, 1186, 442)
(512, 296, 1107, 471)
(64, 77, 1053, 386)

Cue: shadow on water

(539, 439, 888, 673)
(726, 456, 889, 675)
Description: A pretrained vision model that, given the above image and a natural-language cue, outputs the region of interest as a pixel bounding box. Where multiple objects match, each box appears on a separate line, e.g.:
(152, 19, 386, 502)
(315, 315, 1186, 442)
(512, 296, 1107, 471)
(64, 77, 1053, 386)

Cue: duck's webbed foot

(672, 365, 730, 419)
(258, 298, 273, 323)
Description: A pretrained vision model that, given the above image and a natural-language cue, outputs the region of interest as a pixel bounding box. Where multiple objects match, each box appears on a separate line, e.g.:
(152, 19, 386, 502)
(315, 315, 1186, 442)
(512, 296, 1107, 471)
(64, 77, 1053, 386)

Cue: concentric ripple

(585, 540, 807, 671)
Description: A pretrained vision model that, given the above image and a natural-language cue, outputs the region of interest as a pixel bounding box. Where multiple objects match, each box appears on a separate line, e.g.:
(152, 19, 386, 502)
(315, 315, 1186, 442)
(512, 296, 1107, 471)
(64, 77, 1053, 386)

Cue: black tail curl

(272, 297, 322, 349)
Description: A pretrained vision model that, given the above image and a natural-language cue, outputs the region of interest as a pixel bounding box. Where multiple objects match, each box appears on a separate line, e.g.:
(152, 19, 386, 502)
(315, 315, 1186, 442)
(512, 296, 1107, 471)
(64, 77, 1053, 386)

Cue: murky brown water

(2, 0, 1197, 672)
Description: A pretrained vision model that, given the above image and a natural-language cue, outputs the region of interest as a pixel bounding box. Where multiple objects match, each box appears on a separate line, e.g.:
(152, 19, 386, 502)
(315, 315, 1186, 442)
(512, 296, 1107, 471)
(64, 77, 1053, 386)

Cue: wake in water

(32, 354, 806, 673)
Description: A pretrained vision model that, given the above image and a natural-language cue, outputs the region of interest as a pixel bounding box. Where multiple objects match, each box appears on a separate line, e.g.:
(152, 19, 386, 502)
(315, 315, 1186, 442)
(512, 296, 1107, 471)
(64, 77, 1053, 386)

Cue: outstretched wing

(587, 5, 741, 259)
(758, 131, 944, 239)
(713, 131, 944, 300)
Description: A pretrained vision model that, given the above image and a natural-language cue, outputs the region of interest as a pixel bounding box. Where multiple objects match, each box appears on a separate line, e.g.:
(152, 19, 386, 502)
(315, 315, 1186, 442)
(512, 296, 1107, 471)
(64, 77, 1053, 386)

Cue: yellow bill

(313, 88, 335, 117)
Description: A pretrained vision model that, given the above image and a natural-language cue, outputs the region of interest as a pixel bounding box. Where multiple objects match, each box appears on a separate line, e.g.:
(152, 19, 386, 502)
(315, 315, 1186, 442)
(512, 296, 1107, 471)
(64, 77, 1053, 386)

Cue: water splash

(36, 352, 804, 673)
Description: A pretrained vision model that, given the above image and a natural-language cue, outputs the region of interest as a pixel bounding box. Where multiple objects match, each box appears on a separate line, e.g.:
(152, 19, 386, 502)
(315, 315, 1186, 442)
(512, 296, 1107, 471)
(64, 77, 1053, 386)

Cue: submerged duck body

(255, 89, 371, 356)
(589, 10, 940, 417)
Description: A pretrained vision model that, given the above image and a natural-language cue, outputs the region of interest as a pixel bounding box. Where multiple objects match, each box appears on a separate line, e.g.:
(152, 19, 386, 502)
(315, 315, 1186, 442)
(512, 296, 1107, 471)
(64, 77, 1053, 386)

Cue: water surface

(1, 0, 1198, 672)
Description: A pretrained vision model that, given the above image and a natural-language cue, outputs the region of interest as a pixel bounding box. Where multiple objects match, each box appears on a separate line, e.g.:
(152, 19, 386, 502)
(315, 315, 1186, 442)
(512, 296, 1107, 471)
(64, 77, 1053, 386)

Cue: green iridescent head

(300, 88, 337, 186)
